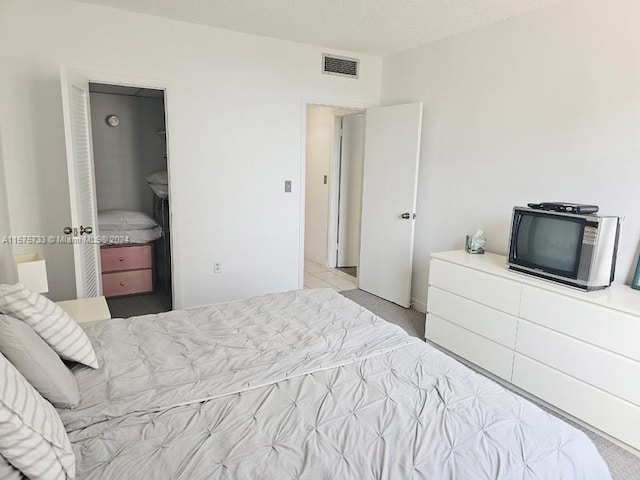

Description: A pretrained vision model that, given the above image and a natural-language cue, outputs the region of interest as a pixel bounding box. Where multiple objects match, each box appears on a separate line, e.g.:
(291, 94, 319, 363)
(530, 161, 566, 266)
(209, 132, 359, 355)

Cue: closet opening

(303, 105, 365, 292)
(88, 83, 172, 317)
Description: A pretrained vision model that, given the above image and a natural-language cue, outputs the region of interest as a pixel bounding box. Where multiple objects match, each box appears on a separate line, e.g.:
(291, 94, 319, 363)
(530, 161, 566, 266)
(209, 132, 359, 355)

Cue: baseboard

(411, 297, 427, 313)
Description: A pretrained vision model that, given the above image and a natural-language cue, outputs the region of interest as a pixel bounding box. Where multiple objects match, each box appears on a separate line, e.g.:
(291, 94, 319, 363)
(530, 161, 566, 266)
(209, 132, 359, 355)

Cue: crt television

(507, 207, 620, 291)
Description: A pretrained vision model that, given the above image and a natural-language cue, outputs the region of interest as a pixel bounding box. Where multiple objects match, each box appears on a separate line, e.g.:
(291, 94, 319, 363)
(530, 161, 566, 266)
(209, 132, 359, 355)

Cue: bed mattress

(62, 289, 610, 479)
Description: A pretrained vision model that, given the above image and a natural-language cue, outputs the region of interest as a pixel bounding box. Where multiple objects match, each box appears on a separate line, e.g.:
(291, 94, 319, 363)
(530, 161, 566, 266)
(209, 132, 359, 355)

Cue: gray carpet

(339, 288, 640, 480)
(340, 288, 425, 338)
(106, 291, 172, 319)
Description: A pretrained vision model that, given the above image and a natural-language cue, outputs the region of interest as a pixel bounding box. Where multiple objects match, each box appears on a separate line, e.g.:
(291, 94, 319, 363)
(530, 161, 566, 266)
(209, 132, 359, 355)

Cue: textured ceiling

(75, 0, 561, 56)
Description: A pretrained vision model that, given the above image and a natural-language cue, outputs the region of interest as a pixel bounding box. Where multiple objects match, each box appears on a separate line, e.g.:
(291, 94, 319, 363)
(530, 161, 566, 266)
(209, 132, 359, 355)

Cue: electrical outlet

(213, 261, 222, 274)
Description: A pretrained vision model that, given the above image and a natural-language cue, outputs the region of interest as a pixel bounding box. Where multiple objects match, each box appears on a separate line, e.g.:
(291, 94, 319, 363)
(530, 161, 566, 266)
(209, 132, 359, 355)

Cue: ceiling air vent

(322, 53, 359, 79)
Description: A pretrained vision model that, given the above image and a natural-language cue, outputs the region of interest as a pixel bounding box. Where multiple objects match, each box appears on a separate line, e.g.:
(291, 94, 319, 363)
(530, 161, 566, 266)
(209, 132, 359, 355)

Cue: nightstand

(57, 296, 111, 324)
(101, 244, 154, 297)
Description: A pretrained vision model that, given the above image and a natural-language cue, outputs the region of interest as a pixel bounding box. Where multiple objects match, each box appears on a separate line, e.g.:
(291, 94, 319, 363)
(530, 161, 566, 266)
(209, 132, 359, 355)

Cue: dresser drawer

(426, 313, 514, 381)
(520, 285, 640, 362)
(512, 354, 640, 451)
(427, 286, 518, 348)
(101, 244, 153, 273)
(429, 258, 521, 315)
(102, 270, 153, 297)
(516, 320, 640, 406)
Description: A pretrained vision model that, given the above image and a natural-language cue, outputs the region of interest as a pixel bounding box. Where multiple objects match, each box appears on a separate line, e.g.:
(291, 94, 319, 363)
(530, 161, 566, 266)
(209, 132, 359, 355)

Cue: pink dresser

(101, 244, 153, 298)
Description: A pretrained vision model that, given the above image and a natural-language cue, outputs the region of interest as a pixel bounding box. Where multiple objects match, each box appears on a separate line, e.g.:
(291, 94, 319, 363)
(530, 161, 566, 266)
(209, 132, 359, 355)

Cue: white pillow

(0, 453, 22, 480)
(148, 182, 168, 199)
(0, 315, 80, 408)
(0, 284, 98, 369)
(144, 170, 168, 185)
(98, 210, 158, 230)
(0, 353, 75, 480)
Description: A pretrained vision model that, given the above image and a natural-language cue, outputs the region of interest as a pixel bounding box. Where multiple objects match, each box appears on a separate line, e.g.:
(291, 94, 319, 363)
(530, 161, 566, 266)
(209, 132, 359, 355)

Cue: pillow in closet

(0, 284, 98, 369)
(144, 170, 168, 185)
(98, 209, 158, 230)
(0, 352, 75, 480)
(147, 182, 168, 198)
(0, 315, 79, 408)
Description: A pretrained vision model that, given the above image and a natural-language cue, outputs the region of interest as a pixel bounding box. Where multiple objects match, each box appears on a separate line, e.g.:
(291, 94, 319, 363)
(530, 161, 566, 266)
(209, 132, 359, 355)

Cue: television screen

(515, 213, 583, 274)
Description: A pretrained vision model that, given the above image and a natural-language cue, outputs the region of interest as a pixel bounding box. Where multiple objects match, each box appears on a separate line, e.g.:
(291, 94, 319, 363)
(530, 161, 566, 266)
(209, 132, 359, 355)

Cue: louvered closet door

(60, 67, 101, 298)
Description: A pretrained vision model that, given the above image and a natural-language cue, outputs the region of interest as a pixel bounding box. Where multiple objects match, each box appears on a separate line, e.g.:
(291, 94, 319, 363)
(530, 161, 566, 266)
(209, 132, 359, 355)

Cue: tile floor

(304, 258, 357, 291)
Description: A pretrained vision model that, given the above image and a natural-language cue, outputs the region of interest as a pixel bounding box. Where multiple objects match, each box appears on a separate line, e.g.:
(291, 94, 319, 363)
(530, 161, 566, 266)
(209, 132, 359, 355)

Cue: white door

(60, 67, 102, 298)
(358, 103, 423, 307)
(337, 114, 365, 268)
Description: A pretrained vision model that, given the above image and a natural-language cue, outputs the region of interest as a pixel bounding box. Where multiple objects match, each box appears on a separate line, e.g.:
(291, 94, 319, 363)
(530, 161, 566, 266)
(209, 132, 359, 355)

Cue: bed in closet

(0, 288, 611, 479)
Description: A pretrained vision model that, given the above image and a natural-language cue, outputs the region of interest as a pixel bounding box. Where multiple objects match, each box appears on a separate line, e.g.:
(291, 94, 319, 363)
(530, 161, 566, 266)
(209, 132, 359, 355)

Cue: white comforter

(62, 289, 611, 479)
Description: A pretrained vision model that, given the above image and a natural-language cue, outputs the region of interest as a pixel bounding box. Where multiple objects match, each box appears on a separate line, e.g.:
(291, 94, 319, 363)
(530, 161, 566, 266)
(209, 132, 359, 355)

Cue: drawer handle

(120, 282, 125, 286)
(119, 257, 124, 261)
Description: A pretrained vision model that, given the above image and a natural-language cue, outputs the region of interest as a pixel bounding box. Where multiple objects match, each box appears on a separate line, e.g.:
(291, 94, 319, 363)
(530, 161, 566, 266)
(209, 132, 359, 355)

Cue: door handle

(401, 212, 415, 219)
(63, 226, 93, 235)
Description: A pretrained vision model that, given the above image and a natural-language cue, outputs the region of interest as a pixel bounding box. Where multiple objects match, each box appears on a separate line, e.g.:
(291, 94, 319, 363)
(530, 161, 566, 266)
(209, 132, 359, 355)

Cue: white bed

(58, 289, 610, 479)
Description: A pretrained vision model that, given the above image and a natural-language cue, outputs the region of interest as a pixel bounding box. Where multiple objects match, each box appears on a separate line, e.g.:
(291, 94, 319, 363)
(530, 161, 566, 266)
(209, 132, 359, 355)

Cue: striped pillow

(0, 353, 75, 480)
(0, 452, 23, 480)
(0, 315, 80, 408)
(0, 284, 98, 369)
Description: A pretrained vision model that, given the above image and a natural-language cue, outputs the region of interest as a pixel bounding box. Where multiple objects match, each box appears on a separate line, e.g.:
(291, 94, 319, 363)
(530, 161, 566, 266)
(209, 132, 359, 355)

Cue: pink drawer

(101, 245, 152, 273)
(102, 270, 153, 298)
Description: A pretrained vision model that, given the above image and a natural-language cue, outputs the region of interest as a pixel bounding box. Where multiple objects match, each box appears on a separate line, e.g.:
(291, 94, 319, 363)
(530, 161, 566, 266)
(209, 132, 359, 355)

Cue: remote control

(527, 202, 599, 214)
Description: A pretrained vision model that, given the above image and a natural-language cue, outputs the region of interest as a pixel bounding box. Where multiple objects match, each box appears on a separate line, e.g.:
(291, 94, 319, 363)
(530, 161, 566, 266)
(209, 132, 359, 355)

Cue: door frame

(332, 111, 365, 270)
(299, 97, 373, 289)
(62, 67, 177, 306)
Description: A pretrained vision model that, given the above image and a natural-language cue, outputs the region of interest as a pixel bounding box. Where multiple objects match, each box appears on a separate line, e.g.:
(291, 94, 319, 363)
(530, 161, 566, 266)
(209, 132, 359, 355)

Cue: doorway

(301, 101, 423, 308)
(303, 105, 364, 292)
(87, 83, 172, 317)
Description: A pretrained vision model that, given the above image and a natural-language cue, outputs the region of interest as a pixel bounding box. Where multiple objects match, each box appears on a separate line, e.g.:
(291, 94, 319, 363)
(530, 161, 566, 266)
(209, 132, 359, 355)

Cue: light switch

(284, 180, 292, 193)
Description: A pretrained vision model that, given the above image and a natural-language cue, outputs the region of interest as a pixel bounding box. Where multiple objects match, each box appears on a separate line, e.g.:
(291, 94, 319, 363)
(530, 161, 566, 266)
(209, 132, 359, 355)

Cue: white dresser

(426, 250, 640, 454)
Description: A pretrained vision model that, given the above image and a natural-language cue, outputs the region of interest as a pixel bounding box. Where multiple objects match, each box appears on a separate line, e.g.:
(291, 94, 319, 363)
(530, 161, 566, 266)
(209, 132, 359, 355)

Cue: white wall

(304, 106, 359, 266)
(0, 0, 381, 305)
(0, 126, 17, 284)
(381, 0, 640, 310)
(90, 92, 166, 218)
